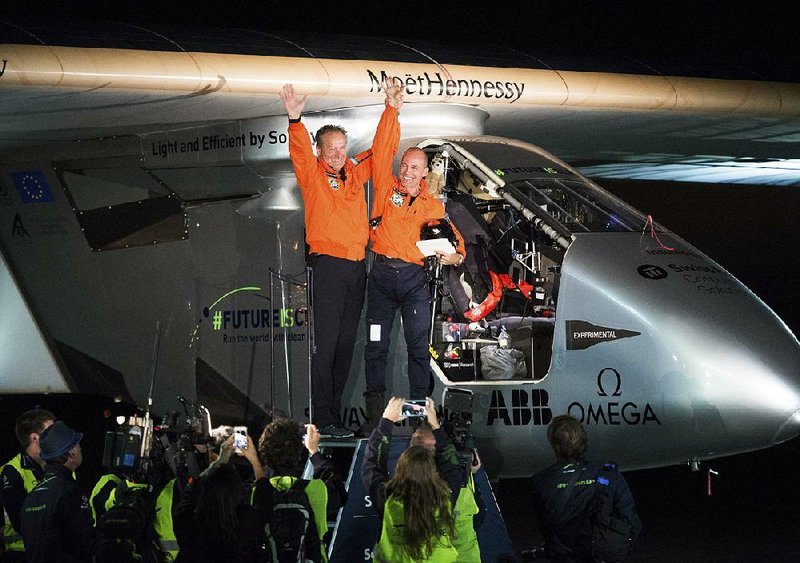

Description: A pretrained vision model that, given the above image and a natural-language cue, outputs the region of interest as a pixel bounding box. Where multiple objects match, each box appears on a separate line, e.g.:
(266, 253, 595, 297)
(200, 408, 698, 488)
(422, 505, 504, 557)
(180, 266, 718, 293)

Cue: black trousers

(364, 259, 432, 400)
(308, 254, 366, 427)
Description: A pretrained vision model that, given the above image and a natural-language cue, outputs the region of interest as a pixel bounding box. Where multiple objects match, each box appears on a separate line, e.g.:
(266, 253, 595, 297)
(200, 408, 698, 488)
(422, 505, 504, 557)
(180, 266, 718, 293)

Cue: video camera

(442, 388, 477, 466)
(102, 397, 213, 484)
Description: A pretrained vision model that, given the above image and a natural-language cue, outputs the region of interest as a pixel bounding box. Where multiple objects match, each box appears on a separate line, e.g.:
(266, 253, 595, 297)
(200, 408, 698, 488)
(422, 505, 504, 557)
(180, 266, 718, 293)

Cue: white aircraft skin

(1, 24, 800, 478)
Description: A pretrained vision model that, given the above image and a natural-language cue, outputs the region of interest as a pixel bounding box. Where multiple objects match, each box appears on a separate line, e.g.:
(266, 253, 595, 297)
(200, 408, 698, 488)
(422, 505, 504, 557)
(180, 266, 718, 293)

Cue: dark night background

(6, 1, 799, 78)
(3, 1, 800, 560)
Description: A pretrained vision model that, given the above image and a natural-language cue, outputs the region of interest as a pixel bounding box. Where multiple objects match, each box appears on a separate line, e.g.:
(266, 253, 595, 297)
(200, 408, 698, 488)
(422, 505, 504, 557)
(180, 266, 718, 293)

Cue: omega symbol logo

(568, 367, 661, 426)
(597, 367, 622, 397)
(637, 264, 668, 280)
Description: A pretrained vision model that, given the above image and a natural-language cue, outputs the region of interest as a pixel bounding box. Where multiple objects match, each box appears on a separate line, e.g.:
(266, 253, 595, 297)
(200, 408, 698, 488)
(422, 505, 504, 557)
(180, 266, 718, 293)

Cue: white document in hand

(416, 238, 456, 257)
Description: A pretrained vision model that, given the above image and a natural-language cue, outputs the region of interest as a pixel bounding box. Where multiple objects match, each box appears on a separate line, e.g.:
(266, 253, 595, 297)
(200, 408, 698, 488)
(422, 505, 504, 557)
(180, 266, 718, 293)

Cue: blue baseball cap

(39, 421, 83, 461)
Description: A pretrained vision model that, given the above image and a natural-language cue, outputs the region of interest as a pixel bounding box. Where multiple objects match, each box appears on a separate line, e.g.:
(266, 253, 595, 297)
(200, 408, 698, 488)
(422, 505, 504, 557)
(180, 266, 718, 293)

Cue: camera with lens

(102, 397, 213, 483)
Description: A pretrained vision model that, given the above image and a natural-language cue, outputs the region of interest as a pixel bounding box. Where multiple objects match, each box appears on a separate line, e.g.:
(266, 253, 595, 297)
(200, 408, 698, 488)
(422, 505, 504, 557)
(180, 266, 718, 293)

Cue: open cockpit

(418, 137, 650, 385)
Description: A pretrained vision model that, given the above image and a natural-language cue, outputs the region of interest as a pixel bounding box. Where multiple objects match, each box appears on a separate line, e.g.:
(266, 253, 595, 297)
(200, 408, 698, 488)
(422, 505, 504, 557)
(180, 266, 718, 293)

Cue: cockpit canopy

(417, 137, 661, 383)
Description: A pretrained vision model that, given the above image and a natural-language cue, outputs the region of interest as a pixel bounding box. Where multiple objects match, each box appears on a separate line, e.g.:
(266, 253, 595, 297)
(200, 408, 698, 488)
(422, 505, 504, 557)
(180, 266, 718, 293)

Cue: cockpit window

(509, 178, 646, 234)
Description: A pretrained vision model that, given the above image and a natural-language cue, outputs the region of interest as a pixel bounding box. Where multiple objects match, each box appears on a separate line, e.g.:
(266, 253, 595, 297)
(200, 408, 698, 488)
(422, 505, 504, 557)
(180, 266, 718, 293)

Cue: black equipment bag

(265, 478, 320, 563)
(576, 465, 634, 562)
(96, 481, 164, 563)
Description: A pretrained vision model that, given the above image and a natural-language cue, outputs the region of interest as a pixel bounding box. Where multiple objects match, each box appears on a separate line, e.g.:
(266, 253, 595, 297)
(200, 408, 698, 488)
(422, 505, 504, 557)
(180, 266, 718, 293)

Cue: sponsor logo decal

(566, 320, 640, 350)
(149, 131, 285, 159)
(206, 307, 305, 332)
(487, 389, 552, 426)
(596, 367, 622, 397)
(367, 69, 525, 104)
(567, 368, 661, 425)
(667, 263, 722, 274)
(637, 264, 668, 280)
(668, 263, 741, 294)
(638, 261, 741, 296)
(192, 286, 307, 347)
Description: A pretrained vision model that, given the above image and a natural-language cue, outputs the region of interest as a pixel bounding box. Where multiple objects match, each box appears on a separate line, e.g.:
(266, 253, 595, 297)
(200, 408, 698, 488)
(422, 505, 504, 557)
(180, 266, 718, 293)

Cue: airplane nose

(559, 232, 800, 454)
(774, 408, 800, 444)
(657, 289, 800, 449)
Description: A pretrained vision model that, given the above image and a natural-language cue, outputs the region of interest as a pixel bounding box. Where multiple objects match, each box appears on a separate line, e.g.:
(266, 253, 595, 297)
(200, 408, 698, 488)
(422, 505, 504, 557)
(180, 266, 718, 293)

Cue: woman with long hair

(173, 433, 263, 562)
(362, 397, 458, 562)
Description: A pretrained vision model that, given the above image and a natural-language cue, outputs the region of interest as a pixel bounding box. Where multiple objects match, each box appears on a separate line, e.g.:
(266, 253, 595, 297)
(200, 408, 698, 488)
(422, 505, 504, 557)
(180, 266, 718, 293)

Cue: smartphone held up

(401, 399, 427, 418)
(233, 426, 248, 452)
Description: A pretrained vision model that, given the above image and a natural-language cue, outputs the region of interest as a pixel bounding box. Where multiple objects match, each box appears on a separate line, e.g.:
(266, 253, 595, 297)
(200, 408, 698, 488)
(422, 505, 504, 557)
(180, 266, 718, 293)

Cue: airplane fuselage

(1, 110, 798, 479)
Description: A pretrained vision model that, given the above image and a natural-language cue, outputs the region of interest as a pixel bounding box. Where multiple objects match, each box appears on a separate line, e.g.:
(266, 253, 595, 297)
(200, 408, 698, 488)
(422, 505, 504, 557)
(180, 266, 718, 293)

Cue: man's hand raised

(383, 78, 405, 111)
(280, 83, 308, 120)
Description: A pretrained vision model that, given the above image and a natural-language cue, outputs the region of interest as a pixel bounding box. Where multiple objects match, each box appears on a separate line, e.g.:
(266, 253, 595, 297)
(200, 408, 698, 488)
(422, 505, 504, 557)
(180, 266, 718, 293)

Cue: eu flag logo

(12, 171, 54, 204)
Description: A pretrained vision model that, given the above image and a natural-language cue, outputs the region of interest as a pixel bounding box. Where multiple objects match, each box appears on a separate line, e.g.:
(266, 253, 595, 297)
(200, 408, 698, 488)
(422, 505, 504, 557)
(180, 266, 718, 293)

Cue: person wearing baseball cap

(20, 421, 96, 563)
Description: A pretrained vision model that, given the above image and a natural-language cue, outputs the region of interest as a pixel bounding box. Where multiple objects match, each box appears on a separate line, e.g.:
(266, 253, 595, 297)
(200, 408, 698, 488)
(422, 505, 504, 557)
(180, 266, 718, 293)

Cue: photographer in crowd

(410, 418, 484, 563)
(173, 432, 263, 562)
(362, 397, 462, 562)
(250, 419, 346, 562)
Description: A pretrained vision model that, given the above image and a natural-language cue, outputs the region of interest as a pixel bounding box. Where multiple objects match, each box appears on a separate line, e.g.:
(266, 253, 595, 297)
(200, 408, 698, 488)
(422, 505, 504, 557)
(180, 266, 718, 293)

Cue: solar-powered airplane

(2, 20, 800, 477)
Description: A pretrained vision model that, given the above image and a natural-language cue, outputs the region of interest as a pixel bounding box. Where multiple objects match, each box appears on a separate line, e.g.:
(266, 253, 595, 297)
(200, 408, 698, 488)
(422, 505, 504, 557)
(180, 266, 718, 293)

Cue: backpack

(575, 464, 634, 562)
(96, 481, 164, 563)
(264, 478, 319, 563)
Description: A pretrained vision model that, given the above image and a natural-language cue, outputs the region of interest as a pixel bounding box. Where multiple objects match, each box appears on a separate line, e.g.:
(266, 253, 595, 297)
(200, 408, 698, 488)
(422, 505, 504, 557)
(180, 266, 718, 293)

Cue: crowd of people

(1, 403, 640, 562)
(0, 408, 349, 563)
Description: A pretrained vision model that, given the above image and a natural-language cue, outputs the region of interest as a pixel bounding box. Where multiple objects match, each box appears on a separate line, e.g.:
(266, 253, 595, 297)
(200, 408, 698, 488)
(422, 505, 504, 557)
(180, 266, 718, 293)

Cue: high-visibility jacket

(1, 453, 42, 552)
(374, 495, 457, 563)
(102, 480, 160, 561)
(153, 478, 179, 560)
(369, 107, 465, 265)
(453, 473, 481, 562)
(288, 117, 378, 261)
(250, 475, 330, 562)
(89, 472, 123, 525)
(103, 479, 151, 511)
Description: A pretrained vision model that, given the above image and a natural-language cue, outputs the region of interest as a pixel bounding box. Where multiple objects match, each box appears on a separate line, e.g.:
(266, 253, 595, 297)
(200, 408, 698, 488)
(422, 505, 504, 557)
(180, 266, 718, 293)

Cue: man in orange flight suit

(360, 90, 466, 433)
(280, 82, 402, 438)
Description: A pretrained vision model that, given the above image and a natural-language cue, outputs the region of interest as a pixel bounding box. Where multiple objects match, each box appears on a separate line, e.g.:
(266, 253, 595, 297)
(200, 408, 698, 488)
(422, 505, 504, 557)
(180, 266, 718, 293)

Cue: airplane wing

(3, 20, 800, 185)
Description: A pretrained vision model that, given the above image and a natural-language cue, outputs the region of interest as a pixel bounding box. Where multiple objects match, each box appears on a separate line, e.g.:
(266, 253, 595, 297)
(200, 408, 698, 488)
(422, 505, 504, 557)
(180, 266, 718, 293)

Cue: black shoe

(319, 424, 355, 438)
